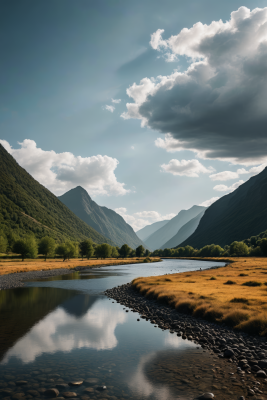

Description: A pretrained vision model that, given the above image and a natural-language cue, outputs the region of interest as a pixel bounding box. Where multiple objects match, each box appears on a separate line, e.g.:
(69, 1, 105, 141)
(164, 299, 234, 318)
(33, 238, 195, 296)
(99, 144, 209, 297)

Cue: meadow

(0, 257, 160, 275)
(133, 257, 267, 335)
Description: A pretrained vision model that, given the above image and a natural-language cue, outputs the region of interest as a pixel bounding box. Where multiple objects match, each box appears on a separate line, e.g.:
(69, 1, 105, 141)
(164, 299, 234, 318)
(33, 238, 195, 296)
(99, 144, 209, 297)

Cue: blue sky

(1, 0, 267, 230)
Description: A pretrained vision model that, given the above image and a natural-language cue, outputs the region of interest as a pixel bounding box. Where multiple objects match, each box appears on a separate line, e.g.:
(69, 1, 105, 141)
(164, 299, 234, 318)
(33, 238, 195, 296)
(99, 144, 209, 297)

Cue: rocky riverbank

(105, 282, 267, 399)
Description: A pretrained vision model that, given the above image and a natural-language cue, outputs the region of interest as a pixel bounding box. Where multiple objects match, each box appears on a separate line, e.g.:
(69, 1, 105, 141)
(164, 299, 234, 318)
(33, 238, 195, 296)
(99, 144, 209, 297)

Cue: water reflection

(2, 295, 126, 364)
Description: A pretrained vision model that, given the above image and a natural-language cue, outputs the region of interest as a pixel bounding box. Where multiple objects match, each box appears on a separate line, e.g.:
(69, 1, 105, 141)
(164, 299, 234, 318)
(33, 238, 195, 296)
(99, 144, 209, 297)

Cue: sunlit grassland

(0, 257, 160, 276)
(132, 257, 267, 335)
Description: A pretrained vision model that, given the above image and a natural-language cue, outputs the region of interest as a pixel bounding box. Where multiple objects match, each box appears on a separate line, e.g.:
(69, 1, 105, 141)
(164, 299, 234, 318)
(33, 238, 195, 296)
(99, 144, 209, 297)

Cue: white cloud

(199, 197, 220, 207)
(161, 159, 214, 177)
(1, 139, 129, 196)
(155, 134, 186, 153)
(104, 105, 115, 113)
(209, 171, 239, 181)
(131, 145, 135, 150)
(114, 208, 175, 231)
(213, 180, 244, 192)
(122, 7, 267, 165)
(111, 98, 121, 104)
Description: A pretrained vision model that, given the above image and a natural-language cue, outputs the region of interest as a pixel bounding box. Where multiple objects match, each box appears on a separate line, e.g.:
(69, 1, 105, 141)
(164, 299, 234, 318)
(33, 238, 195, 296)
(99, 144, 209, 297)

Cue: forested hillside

(181, 167, 267, 248)
(0, 144, 114, 244)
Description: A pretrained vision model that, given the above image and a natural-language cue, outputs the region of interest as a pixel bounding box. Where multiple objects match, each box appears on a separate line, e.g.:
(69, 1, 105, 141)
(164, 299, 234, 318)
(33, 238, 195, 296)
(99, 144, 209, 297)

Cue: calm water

(0, 259, 244, 400)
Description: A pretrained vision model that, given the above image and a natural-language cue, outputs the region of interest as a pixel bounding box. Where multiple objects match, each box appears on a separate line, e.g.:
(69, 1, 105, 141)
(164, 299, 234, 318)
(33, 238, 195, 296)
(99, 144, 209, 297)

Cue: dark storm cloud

(122, 7, 267, 164)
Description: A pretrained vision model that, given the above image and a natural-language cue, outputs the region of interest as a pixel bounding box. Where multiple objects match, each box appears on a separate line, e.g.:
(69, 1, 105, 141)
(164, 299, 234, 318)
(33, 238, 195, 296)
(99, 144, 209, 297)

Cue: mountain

(181, 167, 267, 248)
(58, 186, 147, 249)
(0, 144, 114, 244)
(136, 220, 169, 242)
(144, 206, 206, 250)
(161, 209, 206, 249)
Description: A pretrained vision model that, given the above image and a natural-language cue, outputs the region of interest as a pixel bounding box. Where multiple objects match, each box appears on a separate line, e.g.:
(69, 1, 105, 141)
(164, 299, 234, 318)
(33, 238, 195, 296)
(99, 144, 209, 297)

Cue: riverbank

(133, 257, 267, 335)
(0, 257, 160, 289)
(105, 282, 267, 398)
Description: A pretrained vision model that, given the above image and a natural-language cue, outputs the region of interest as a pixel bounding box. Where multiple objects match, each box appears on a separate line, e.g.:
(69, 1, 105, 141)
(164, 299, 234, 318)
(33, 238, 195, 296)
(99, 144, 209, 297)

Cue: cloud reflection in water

(2, 298, 126, 364)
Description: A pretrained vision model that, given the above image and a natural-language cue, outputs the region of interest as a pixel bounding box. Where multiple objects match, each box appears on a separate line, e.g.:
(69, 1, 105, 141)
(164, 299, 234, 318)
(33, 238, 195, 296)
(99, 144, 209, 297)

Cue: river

(0, 259, 242, 400)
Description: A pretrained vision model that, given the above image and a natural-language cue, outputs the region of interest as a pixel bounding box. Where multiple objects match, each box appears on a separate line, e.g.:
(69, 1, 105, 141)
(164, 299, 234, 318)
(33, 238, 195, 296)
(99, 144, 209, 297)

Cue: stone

(68, 382, 83, 387)
(258, 360, 267, 369)
(26, 391, 39, 397)
(62, 393, 77, 398)
(224, 349, 235, 358)
(83, 388, 94, 394)
(257, 370, 267, 378)
(12, 394, 25, 400)
(16, 382, 28, 386)
(44, 389, 59, 398)
(196, 394, 214, 399)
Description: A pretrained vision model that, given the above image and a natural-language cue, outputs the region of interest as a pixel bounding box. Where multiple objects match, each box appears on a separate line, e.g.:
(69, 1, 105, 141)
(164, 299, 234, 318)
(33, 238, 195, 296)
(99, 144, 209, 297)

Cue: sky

(1, 0, 267, 231)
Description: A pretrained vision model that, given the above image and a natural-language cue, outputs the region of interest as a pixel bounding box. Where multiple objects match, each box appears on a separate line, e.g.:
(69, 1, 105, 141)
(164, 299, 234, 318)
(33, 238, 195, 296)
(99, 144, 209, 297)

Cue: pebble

(44, 389, 59, 398)
(68, 381, 83, 387)
(62, 392, 77, 398)
(196, 393, 214, 399)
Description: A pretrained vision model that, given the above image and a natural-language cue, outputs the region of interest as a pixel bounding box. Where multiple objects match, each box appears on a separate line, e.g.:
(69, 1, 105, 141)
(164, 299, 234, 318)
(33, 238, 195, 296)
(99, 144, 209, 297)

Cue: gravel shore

(0, 268, 78, 290)
(105, 282, 267, 398)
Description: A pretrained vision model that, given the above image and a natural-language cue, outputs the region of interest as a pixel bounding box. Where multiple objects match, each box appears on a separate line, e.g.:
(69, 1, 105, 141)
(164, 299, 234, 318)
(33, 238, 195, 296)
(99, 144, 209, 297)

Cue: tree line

(151, 238, 267, 258)
(0, 232, 150, 261)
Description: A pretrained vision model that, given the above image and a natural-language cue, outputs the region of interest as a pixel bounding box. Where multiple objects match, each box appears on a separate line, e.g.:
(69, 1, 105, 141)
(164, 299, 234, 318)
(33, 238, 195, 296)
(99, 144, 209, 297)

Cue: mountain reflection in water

(1, 291, 126, 364)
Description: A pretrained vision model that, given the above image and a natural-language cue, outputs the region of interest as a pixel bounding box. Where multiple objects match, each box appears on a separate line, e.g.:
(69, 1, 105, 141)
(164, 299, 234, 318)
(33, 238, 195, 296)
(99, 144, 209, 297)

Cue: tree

(119, 244, 131, 258)
(55, 241, 78, 261)
(129, 249, 136, 258)
(0, 236, 7, 254)
(144, 249, 150, 257)
(229, 241, 249, 256)
(260, 238, 267, 256)
(95, 243, 112, 259)
(80, 239, 94, 259)
(111, 246, 119, 258)
(13, 235, 38, 261)
(39, 236, 55, 261)
(136, 245, 145, 257)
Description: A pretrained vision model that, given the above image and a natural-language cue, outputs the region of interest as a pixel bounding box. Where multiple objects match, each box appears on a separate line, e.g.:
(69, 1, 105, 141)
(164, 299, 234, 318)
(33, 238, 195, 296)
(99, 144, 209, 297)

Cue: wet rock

(256, 370, 267, 378)
(196, 393, 214, 399)
(12, 394, 25, 399)
(258, 359, 267, 369)
(16, 382, 28, 386)
(83, 388, 94, 394)
(68, 382, 83, 387)
(248, 388, 255, 396)
(62, 393, 77, 398)
(224, 349, 235, 358)
(44, 389, 59, 398)
(26, 391, 39, 397)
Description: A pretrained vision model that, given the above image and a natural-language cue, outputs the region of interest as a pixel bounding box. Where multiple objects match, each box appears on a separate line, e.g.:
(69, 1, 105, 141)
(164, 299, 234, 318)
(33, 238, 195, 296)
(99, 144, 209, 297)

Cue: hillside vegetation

(0, 144, 114, 244)
(58, 186, 147, 249)
(181, 167, 267, 248)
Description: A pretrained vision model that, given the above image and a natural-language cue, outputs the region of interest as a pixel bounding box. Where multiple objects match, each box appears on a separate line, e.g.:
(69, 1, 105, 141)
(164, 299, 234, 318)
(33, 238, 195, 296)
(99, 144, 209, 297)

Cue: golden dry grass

(0, 257, 160, 276)
(132, 257, 267, 335)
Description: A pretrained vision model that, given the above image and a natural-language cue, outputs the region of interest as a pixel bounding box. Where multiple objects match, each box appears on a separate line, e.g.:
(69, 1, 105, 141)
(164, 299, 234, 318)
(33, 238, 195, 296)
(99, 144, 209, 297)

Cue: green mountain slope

(144, 206, 206, 251)
(0, 144, 114, 244)
(161, 209, 206, 249)
(181, 167, 267, 248)
(136, 220, 169, 242)
(58, 186, 147, 249)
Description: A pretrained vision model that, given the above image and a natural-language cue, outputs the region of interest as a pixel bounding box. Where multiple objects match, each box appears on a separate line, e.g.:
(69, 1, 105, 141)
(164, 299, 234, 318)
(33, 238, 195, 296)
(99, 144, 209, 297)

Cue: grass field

(132, 257, 267, 335)
(0, 257, 160, 276)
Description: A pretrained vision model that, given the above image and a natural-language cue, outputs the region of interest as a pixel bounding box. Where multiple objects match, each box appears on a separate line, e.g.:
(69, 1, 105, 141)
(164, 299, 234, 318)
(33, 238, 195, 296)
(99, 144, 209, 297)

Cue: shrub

(239, 273, 248, 277)
(242, 281, 262, 287)
(210, 276, 217, 280)
(221, 310, 249, 327)
(224, 280, 236, 285)
(230, 298, 249, 304)
(236, 316, 267, 335)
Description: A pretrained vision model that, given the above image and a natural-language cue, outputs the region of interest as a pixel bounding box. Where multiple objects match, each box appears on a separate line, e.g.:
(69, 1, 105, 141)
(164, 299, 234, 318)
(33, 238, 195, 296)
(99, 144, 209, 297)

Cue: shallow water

(0, 259, 246, 400)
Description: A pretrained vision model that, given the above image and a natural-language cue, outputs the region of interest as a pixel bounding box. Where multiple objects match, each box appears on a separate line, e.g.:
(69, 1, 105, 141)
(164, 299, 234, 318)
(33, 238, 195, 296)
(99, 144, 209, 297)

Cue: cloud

(209, 170, 239, 181)
(114, 208, 175, 231)
(122, 7, 267, 165)
(161, 159, 214, 177)
(104, 105, 115, 113)
(1, 139, 129, 196)
(111, 98, 121, 104)
(213, 180, 244, 192)
(131, 145, 135, 150)
(199, 196, 220, 207)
